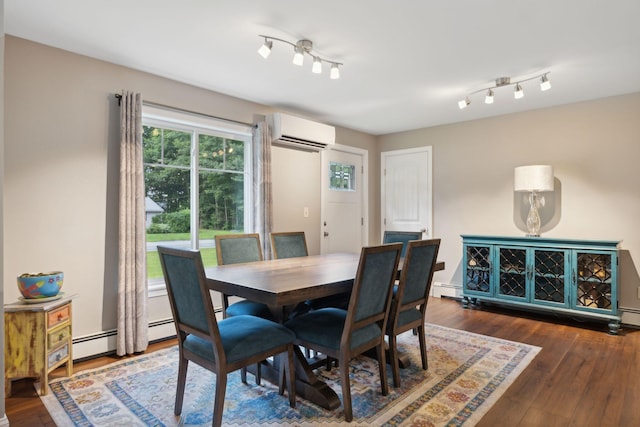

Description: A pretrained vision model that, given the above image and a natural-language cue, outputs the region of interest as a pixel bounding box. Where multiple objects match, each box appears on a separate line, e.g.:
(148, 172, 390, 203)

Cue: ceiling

(5, 0, 640, 135)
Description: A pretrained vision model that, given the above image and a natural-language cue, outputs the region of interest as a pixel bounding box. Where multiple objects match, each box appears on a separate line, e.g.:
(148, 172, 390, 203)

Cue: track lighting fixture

(458, 72, 551, 109)
(257, 35, 343, 79)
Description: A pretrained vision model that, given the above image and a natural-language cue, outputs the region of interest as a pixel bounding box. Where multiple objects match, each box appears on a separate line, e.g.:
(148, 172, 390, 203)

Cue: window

(142, 106, 253, 293)
(329, 161, 356, 191)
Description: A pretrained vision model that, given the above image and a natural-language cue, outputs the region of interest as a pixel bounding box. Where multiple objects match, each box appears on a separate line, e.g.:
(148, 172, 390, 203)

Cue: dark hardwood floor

(5, 296, 639, 426)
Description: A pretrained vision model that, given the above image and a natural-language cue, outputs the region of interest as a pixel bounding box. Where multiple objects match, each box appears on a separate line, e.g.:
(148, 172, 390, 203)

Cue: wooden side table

(4, 294, 74, 396)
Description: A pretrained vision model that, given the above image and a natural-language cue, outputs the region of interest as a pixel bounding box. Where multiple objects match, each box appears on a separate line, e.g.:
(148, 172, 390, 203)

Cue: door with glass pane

(320, 147, 366, 254)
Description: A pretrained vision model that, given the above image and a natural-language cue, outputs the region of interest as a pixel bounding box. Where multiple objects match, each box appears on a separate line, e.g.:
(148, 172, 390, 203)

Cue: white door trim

(320, 144, 369, 253)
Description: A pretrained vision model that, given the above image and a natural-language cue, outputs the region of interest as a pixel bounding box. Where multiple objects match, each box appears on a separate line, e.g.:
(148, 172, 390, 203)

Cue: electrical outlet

(303, 207, 309, 218)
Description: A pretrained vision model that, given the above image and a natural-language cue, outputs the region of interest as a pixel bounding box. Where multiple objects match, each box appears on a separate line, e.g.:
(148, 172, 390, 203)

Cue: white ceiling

(5, 0, 640, 135)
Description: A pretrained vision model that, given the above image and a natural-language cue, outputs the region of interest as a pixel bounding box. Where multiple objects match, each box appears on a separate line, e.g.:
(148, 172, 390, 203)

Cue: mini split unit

(268, 112, 335, 151)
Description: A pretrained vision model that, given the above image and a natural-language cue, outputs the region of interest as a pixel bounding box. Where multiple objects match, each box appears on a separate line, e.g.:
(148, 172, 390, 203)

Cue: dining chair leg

(255, 363, 262, 385)
(212, 373, 227, 427)
(174, 357, 188, 415)
(376, 343, 389, 396)
(417, 325, 428, 370)
(388, 334, 401, 388)
(339, 356, 353, 422)
(240, 367, 247, 384)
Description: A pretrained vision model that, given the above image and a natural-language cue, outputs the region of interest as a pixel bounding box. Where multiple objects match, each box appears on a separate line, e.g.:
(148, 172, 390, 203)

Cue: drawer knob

(58, 314, 63, 321)
(59, 333, 65, 340)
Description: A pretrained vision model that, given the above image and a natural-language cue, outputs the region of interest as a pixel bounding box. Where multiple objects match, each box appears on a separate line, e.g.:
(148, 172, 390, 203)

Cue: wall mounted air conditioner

(268, 112, 335, 151)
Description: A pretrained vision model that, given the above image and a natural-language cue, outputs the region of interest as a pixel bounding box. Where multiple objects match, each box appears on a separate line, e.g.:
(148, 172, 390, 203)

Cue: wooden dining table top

(205, 252, 444, 309)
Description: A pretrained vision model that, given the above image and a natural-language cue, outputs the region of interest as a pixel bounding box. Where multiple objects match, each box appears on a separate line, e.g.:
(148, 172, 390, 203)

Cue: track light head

(540, 73, 551, 91)
(458, 98, 470, 109)
(257, 39, 273, 59)
(485, 89, 494, 104)
(312, 56, 322, 74)
(514, 83, 524, 99)
(330, 63, 340, 79)
(292, 46, 304, 66)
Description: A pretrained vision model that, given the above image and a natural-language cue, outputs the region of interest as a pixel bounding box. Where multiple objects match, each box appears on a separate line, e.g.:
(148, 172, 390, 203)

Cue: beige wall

(379, 93, 640, 320)
(3, 36, 376, 349)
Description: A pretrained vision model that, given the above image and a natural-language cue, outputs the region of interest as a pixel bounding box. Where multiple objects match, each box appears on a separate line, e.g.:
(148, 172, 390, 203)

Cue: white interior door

(321, 146, 368, 254)
(381, 146, 432, 238)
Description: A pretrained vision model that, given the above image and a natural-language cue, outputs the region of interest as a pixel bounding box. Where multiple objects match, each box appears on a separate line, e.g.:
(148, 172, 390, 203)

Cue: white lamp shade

(514, 165, 554, 192)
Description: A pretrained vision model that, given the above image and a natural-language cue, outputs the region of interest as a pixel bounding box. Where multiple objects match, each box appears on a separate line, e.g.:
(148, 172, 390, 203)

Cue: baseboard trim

(431, 282, 463, 299)
(620, 307, 640, 327)
(72, 319, 176, 361)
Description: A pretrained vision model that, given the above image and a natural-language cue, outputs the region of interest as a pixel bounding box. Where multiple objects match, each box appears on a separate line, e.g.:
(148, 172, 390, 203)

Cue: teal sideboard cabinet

(461, 235, 621, 334)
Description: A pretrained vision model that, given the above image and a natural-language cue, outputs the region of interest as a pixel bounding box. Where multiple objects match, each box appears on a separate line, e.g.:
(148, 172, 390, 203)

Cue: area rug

(40, 324, 540, 426)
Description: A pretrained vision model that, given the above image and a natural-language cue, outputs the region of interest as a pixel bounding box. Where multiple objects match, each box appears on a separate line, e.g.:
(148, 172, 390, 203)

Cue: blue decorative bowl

(17, 271, 64, 299)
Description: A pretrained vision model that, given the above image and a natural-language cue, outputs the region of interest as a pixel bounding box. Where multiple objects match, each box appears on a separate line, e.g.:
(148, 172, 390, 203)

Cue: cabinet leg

(462, 297, 470, 308)
(41, 372, 48, 395)
(607, 320, 621, 335)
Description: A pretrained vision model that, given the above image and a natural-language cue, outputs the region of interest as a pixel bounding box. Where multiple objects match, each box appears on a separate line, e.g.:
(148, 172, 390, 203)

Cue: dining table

(205, 251, 444, 410)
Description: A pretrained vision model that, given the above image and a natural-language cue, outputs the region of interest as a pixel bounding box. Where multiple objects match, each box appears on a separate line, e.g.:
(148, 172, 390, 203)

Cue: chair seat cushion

(285, 307, 382, 351)
(226, 300, 274, 320)
(184, 315, 294, 364)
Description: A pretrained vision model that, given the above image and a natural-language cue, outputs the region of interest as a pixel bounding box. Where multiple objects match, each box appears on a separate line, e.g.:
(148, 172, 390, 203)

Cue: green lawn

(146, 230, 240, 279)
(147, 247, 217, 279)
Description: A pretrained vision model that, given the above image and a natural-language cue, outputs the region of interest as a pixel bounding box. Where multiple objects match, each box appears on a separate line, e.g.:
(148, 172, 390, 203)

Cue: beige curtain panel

(253, 121, 274, 259)
(117, 91, 149, 356)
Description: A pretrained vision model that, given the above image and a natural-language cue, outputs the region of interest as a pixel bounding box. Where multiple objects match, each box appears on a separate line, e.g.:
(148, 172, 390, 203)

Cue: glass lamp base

(525, 192, 542, 237)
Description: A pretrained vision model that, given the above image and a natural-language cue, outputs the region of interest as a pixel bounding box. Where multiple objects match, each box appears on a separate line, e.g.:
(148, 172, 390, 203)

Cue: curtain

(117, 91, 148, 356)
(252, 121, 273, 259)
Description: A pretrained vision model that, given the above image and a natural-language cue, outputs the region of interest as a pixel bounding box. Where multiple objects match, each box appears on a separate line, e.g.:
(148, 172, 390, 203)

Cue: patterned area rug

(40, 324, 540, 426)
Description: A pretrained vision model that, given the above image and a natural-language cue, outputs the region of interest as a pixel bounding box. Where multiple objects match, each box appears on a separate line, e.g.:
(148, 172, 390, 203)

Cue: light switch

(303, 207, 309, 218)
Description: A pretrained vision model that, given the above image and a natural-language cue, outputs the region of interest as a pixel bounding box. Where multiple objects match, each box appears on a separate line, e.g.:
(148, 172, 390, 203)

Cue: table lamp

(514, 165, 554, 237)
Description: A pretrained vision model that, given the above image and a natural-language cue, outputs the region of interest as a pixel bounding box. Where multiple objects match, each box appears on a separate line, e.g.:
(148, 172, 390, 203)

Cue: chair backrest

(157, 246, 224, 361)
(382, 231, 423, 257)
(215, 233, 263, 265)
(396, 238, 441, 310)
(270, 231, 308, 259)
(343, 243, 402, 349)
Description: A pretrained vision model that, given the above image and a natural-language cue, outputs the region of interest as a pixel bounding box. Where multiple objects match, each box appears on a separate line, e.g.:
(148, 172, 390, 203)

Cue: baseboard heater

(72, 318, 177, 362)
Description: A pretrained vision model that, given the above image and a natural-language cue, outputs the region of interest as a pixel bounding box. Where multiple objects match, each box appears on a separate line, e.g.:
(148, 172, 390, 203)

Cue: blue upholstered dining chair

(157, 246, 296, 427)
(214, 233, 274, 320)
(386, 238, 440, 387)
(270, 231, 308, 259)
(284, 243, 402, 422)
(382, 230, 423, 257)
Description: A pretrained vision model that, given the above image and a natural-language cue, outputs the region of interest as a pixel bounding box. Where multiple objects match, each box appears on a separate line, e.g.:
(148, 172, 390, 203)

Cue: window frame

(142, 105, 254, 297)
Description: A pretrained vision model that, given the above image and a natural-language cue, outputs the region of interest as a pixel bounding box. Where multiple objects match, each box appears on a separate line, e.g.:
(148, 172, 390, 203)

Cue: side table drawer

(48, 325, 71, 349)
(48, 343, 69, 368)
(48, 304, 71, 328)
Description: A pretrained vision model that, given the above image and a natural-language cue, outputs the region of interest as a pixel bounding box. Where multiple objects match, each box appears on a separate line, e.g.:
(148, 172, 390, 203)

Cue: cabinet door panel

(575, 251, 613, 311)
(464, 245, 492, 295)
(497, 247, 527, 300)
(533, 249, 567, 306)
